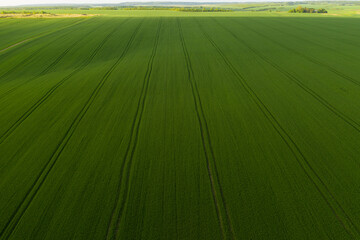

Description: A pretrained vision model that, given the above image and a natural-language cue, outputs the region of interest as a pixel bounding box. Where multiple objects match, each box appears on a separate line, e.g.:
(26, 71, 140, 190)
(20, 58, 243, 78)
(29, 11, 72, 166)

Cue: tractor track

(271, 19, 360, 61)
(179, 19, 236, 240)
(0, 17, 94, 81)
(105, 19, 160, 240)
(198, 18, 360, 237)
(0, 19, 127, 146)
(0, 18, 137, 240)
(0, 17, 89, 56)
(0, 38, 34, 54)
(279, 18, 360, 48)
(247, 18, 360, 87)
(0, 19, 108, 101)
(214, 18, 360, 134)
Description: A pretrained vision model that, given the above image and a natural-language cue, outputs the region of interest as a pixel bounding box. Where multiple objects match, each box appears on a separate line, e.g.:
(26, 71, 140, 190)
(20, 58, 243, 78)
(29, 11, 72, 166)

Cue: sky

(0, 0, 145, 6)
(0, 0, 296, 7)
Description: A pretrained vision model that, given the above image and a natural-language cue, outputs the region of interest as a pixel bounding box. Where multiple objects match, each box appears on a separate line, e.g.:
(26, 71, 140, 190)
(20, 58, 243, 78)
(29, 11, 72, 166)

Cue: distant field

(216, 1, 360, 15)
(4, 1, 358, 16)
(0, 10, 360, 240)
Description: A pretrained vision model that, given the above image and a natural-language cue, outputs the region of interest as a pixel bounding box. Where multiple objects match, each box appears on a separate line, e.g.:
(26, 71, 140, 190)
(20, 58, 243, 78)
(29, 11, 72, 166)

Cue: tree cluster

(288, 6, 327, 13)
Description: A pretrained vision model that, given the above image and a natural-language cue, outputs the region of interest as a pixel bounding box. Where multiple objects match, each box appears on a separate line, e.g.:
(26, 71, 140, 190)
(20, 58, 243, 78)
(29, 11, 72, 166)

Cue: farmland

(1, 9, 360, 240)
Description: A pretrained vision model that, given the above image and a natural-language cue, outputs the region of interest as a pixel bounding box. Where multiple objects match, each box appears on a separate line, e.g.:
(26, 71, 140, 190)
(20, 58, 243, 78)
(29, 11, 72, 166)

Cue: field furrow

(106, 18, 158, 240)
(0, 18, 89, 54)
(248, 18, 360, 87)
(0, 19, 124, 145)
(178, 18, 235, 240)
(197, 18, 359, 237)
(0, 19, 131, 239)
(0, 18, 93, 81)
(249, 19, 360, 88)
(212, 18, 360, 133)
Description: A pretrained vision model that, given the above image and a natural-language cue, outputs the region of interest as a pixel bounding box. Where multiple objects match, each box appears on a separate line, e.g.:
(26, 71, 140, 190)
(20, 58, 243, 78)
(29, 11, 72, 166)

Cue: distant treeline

(88, 7, 117, 10)
(289, 6, 328, 13)
(55, 6, 232, 12)
(0, 10, 47, 14)
(118, 7, 233, 12)
(1, 6, 233, 12)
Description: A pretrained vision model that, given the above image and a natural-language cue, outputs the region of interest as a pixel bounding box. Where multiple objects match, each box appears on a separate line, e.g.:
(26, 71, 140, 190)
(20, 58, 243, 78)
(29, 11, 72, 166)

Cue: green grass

(0, 10, 360, 240)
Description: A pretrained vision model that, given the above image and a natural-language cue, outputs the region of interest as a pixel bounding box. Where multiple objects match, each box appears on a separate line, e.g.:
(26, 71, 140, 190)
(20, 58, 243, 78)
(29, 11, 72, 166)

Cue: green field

(1, 10, 360, 240)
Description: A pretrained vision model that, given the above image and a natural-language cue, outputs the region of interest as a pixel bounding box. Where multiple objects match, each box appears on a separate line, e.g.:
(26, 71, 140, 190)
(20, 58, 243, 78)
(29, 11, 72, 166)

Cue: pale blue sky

(0, 0, 295, 7)
(0, 0, 149, 6)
